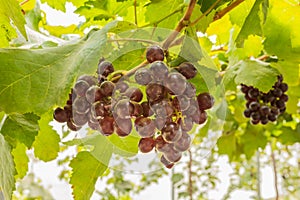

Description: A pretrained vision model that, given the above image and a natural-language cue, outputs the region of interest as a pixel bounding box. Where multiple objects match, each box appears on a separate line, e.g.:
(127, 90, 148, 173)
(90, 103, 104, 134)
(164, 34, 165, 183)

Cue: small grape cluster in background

(53, 45, 215, 168)
(241, 75, 288, 125)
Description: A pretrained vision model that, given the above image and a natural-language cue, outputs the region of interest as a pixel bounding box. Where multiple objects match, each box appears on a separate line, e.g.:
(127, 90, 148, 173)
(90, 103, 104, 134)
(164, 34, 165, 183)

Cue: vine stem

(19, 0, 29, 6)
(0, 114, 7, 130)
(213, 0, 245, 21)
(188, 149, 193, 200)
(190, 0, 223, 26)
(134, 0, 138, 25)
(124, 60, 149, 77)
(270, 144, 279, 200)
(162, 0, 197, 49)
(256, 150, 262, 200)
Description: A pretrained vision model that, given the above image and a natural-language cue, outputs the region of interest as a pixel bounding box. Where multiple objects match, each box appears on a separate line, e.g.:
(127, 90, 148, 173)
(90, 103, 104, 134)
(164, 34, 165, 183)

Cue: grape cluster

(53, 45, 215, 168)
(136, 46, 214, 168)
(241, 75, 288, 125)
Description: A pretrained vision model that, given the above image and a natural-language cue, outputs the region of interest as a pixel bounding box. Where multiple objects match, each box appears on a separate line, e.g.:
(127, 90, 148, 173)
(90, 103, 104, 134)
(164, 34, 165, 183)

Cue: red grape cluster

(241, 75, 288, 125)
(53, 45, 215, 168)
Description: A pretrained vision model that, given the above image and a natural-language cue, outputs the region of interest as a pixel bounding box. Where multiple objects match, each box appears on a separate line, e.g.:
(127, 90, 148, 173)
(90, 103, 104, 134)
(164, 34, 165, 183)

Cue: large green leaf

(217, 132, 237, 160)
(145, 0, 183, 29)
(0, 21, 117, 114)
(33, 112, 60, 161)
(0, 134, 16, 200)
(1, 113, 40, 148)
(68, 132, 113, 199)
(11, 143, 29, 179)
(240, 124, 267, 159)
(40, 0, 67, 11)
(0, 0, 27, 47)
(223, 60, 279, 92)
(234, 0, 265, 47)
(278, 125, 300, 145)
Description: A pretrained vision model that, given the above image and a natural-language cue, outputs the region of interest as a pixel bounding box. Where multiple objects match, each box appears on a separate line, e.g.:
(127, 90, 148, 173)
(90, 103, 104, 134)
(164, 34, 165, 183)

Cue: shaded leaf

(1, 113, 40, 148)
(223, 60, 280, 92)
(0, 134, 16, 200)
(0, 21, 117, 114)
(217, 132, 236, 160)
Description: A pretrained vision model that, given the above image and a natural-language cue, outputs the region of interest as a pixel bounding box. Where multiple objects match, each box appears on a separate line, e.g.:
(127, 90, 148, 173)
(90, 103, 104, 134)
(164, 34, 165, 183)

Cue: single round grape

(125, 87, 143, 102)
(97, 61, 114, 77)
(77, 75, 97, 86)
(115, 81, 129, 93)
(154, 116, 169, 130)
(268, 113, 277, 122)
(91, 101, 107, 117)
(67, 119, 82, 131)
(141, 101, 154, 117)
(72, 97, 90, 114)
(146, 45, 164, 63)
(164, 149, 182, 163)
(72, 112, 88, 126)
(100, 81, 115, 97)
(53, 107, 68, 123)
(279, 107, 286, 113)
(241, 84, 250, 94)
(275, 100, 285, 109)
(248, 88, 259, 99)
(135, 68, 153, 85)
(149, 61, 169, 82)
(176, 62, 197, 79)
(165, 72, 187, 96)
(260, 105, 270, 116)
(260, 116, 269, 125)
(173, 95, 190, 111)
(279, 83, 288, 92)
(280, 94, 289, 102)
(73, 80, 90, 97)
(272, 88, 283, 97)
(138, 138, 155, 153)
(197, 92, 214, 111)
(243, 109, 252, 118)
(115, 117, 132, 137)
(270, 107, 279, 115)
(85, 85, 102, 103)
(160, 155, 174, 169)
(174, 132, 191, 152)
(155, 135, 173, 152)
(179, 117, 194, 132)
(151, 100, 174, 118)
(265, 92, 276, 103)
(113, 99, 134, 119)
(250, 112, 261, 121)
(162, 122, 182, 143)
(135, 117, 156, 138)
(146, 83, 166, 103)
(183, 101, 199, 119)
(249, 101, 260, 111)
(131, 102, 143, 117)
(184, 82, 196, 98)
(99, 116, 115, 136)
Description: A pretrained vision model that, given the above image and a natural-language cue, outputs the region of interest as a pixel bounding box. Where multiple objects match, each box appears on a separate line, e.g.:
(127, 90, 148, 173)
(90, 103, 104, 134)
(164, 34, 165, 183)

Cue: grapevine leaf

(11, 143, 29, 179)
(40, 0, 67, 11)
(179, 27, 203, 62)
(33, 112, 60, 161)
(278, 125, 300, 145)
(233, 0, 264, 47)
(223, 60, 280, 92)
(0, 21, 117, 114)
(1, 113, 40, 148)
(217, 132, 237, 160)
(108, 134, 139, 157)
(0, 134, 16, 200)
(70, 151, 110, 200)
(145, 0, 183, 29)
(241, 124, 267, 159)
(0, 0, 27, 44)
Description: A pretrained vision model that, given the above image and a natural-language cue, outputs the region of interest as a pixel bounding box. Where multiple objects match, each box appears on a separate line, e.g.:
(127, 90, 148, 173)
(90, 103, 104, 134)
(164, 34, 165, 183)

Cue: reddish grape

(138, 138, 155, 153)
(146, 45, 164, 63)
